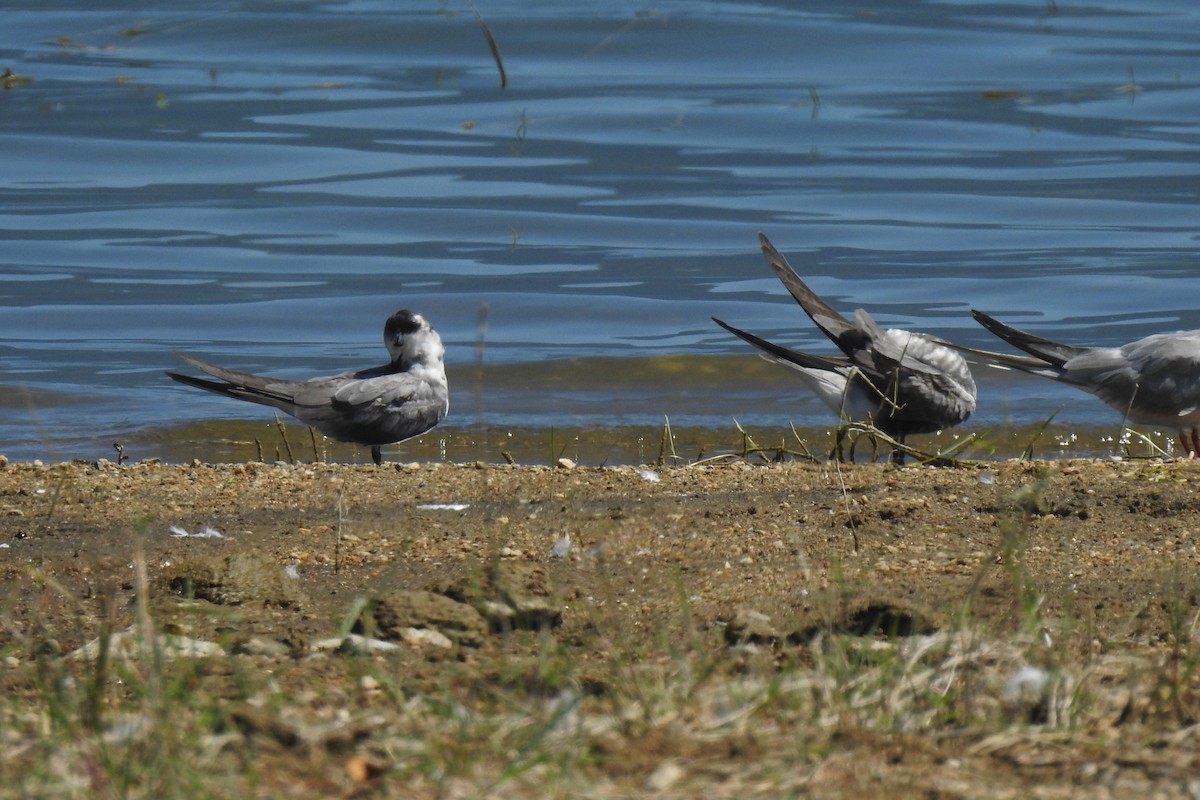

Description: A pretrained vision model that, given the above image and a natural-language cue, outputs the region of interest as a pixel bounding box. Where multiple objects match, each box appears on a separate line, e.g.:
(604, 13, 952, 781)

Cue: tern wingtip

(757, 231, 781, 256)
(711, 316, 739, 334)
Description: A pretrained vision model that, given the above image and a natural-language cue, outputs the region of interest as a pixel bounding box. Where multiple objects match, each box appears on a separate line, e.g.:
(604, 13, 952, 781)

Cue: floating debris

(416, 502, 469, 511)
(1, 68, 32, 90)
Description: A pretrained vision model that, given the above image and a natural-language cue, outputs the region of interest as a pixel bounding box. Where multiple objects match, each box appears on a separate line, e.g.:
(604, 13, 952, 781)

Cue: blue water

(3, 1, 1200, 462)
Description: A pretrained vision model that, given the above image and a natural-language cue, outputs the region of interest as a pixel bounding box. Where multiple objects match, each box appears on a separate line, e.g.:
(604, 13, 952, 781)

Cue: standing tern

(167, 309, 448, 464)
(712, 233, 977, 462)
(965, 309, 1200, 457)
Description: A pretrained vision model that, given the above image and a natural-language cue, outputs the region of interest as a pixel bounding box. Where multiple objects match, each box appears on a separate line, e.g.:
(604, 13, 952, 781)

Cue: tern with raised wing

(167, 309, 448, 464)
(713, 233, 977, 462)
(964, 309, 1200, 456)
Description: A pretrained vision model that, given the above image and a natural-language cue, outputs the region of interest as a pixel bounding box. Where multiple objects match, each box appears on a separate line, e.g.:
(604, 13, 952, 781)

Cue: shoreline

(1, 414, 1182, 468)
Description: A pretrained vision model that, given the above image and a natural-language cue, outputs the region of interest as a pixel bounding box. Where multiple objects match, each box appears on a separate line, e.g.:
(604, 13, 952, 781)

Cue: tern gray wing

(321, 372, 449, 445)
(858, 323, 978, 431)
(1055, 333, 1200, 426)
(758, 232, 870, 357)
(848, 308, 942, 378)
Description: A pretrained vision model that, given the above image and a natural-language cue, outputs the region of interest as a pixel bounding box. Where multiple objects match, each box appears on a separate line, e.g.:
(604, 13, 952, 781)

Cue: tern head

(384, 309, 444, 367)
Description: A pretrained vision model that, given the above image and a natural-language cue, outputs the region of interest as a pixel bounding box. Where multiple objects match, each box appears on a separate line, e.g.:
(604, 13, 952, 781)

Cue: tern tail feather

(712, 317, 848, 372)
(166, 353, 297, 409)
(970, 310, 1089, 368)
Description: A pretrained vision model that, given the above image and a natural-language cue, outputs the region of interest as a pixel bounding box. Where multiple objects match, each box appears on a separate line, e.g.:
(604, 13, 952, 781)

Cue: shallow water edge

(23, 417, 1177, 468)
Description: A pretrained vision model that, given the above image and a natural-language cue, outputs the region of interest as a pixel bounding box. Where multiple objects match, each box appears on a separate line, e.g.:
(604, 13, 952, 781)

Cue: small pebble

(551, 532, 571, 559)
(1002, 665, 1052, 705)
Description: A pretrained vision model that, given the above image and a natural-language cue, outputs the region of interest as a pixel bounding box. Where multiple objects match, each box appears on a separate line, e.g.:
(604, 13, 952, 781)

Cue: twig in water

(512, 108, 528, 154)
(467, 0, 507, 89)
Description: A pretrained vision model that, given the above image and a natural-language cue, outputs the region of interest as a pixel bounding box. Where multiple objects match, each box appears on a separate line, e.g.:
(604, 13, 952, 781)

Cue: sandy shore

(3, 455, 1200, 797)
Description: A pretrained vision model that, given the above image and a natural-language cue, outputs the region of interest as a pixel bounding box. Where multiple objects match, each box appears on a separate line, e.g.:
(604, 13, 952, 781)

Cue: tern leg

(1186, 429, 1200, 459)
(371, 445, 382, 466)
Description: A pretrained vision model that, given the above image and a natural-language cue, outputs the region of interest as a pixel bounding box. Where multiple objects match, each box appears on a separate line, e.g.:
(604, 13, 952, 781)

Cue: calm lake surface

(2, 1, 1199, 463)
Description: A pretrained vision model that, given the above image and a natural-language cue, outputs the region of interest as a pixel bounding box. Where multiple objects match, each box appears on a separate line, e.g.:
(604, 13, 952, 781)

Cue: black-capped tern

(965, 309, 1200, 457)
(713, 233, 977, 462)
(167, 309, 448, 464)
